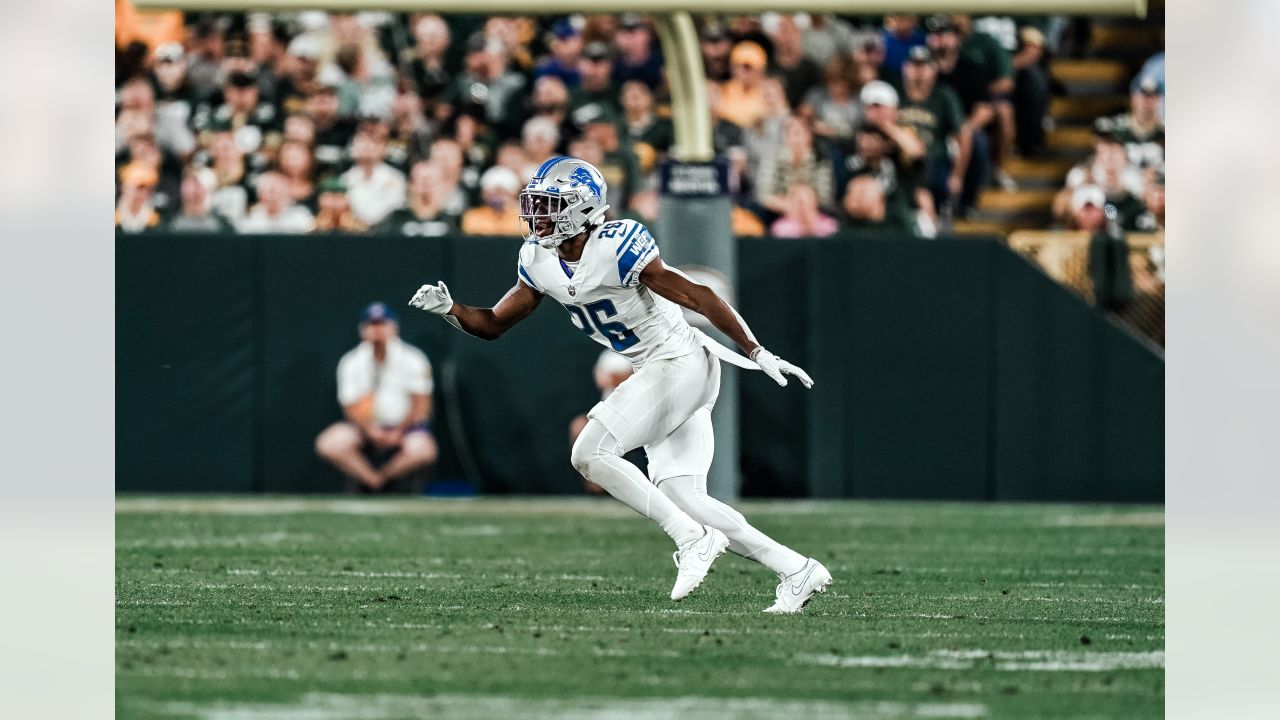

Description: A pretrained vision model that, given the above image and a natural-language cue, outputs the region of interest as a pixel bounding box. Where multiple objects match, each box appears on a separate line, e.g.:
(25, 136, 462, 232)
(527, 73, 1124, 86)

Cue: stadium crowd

(115, 7, 1164, 238)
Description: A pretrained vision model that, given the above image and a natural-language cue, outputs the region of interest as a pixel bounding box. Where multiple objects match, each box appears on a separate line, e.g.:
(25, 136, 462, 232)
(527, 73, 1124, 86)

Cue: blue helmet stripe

(534, 156, 567, 178)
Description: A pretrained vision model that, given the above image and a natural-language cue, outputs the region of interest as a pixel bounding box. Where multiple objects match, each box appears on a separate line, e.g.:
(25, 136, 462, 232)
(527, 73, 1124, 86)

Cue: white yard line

(137, 693, 987, 720)
(798, 649, 1164, 673)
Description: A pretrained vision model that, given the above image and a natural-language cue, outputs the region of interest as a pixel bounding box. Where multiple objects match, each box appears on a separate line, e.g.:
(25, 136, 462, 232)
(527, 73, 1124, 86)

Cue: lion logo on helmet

(567, 166, 603, 199)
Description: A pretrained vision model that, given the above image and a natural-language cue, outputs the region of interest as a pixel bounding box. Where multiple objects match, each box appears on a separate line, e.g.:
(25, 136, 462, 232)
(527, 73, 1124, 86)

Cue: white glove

(750, 347, 814, 389)
(408, 281, 454, 315)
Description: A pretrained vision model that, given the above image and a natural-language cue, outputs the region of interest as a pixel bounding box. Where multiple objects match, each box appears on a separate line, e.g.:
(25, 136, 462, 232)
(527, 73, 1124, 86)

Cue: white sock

(659, 474, 808, 576)
(571, 420, 705, 546)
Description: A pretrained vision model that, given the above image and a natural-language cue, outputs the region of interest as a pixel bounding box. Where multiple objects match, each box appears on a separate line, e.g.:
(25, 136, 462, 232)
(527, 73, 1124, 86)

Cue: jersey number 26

(566, 299, 639, 352)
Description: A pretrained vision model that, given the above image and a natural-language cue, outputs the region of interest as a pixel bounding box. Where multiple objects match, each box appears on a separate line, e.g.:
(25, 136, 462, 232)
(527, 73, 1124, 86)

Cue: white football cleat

(763, 558, 832, 614)
(670, 527, 730, 601)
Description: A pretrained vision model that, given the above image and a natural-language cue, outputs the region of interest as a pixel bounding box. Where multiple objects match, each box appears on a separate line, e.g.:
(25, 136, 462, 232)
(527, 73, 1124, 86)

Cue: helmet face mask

(519, 157, 610, 249)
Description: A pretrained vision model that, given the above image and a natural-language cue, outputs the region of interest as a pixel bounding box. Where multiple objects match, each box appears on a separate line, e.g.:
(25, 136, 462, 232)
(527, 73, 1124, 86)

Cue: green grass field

(116, 497, 1164, 719)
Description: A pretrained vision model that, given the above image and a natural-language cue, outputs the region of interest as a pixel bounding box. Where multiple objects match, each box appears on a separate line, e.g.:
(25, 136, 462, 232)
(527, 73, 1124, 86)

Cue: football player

(409, 157, 831, 613)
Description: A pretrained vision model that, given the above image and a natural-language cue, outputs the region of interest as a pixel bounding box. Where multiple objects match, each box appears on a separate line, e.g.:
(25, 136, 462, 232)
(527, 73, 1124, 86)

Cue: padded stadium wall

(116, 233, 1163, 501)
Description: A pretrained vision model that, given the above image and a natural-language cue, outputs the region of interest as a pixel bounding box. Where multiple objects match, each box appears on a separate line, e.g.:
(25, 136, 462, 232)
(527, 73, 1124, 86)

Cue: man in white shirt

(315, 302, 438, 493)
(237, 172, 315, 233)
(341, 128, 407, 227)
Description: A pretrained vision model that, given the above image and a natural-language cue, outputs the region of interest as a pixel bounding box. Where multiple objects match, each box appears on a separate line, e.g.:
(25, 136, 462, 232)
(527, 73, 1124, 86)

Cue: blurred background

(114, 1, 1164, 502)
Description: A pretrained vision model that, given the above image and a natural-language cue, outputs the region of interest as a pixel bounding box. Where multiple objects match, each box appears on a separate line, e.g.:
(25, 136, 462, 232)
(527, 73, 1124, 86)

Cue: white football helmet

(518, 156, 610, 249)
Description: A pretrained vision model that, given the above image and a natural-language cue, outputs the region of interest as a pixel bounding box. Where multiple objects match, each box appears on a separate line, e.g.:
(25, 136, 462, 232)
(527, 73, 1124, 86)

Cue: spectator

(951, 14, 1016, 190)
(316, 302, 438, 494)
(1133, 177, 1164, 232)
(740, 78, 789, 180)
(246, 13, 285, 102)
(1108, 76, 1165, 175)
(206, 130, 252, 222)
(238, 171, 315, 233)
(716, 41, 769, 130)
(531, 75, 571, 130)
(801, 55, 860, 143)
(801, 14, 858, 66)
(767, 14, 823, 109)
(1053, 119, 1144, 226)
(168, 168, 234, 233)
(444, 103, 494, 184)
(493, 140, 531, 178)
(334, 40, 396, 120)
(276, 141, 317, 210)
(613, 14, 664, 90)
(116, 163, 162, 233)
(521, 116, 561, 169)
(277, 34, 323, 117)
(193, 69, 281, 158)
(148, 42, 198, 156)
(770, 183, 839, 238)
(570, 41, 619, 119)
(1069, 184, 1107, 232)
(282, 113, 316, 147)
(380, 161, 460, 237)
(897, 46, 968, 211)
(841, 123, 918, 232)
(882, 15, 927, 76)
(700, 22, 733, 83)
(483, 16, 533, 73)
(754, 116, 835, 216)
(341, 129, 406, 226)
(569, 350, 638, 495)
(308, 80, 357, 173)
(117, 131, 181, 217)
(461, 165, 522, 235)
(620, 80, 673, 159)
(404, 14, 453, 116)
(183, 18, 227, 101)
(442, 32, 526, 137)
(850, 29, 889, 87)
(858, 81, 926, 167)
(534, 19, 583, 86)
(584, 118, 641, 211)
(386, 90, 433, 172)
(1132, 51, 1164, 121)
(927, 15, 994, 215)
(313, 178, 367, 233)
(428, 138, 471, 216)
(115, 77, 156, 155)
(1011, 26, 1050, 157)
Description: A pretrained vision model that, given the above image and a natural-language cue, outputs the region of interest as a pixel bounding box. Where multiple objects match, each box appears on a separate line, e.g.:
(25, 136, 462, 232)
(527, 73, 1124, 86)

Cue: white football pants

(570, 348, 808, 576)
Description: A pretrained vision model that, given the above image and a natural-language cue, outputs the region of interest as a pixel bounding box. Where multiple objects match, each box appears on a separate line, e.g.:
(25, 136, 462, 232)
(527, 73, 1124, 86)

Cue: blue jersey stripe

(617, 248, 640, 284)
(517, 263, 541, 292)
(615, 222, 642, 254)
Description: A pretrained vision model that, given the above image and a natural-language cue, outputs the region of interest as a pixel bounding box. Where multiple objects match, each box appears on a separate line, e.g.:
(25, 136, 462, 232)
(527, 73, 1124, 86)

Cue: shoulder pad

(518, 241, 540, 265)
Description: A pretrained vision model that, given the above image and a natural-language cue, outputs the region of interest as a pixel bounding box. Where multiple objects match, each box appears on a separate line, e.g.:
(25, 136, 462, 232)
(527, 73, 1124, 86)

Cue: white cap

(480, 165, 520, 193)
(1071, 184, 1106, 214)
(859, 80, 899, 108)
(287, 34, 322, 60)
(154, 41, 184, 63)
(193, 167, 217, 194)
(595, 350, 632, 376)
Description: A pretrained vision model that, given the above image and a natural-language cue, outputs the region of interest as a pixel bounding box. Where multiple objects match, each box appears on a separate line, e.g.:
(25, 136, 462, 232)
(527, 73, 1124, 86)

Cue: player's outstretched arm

(408, 280, 542, 341)
(639, 258, 813, 388)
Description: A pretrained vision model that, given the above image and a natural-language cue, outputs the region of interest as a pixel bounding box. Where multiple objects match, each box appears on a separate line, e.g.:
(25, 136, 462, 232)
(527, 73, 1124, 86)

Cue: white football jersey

(516, 219, 702, 366)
